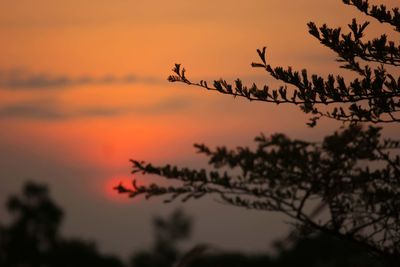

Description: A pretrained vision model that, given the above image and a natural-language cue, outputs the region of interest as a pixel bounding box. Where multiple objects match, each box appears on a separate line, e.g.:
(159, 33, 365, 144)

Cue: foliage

(167, 0, 400, 126)
(128, 208, 387, 267)
(117, 0, 400, 263)
(121, 125, 400, 263)
(186, 233, 384, 267)
(0, 187, 387, 267)
(0, 182, 124, 267)
(131, 209, 191, 267)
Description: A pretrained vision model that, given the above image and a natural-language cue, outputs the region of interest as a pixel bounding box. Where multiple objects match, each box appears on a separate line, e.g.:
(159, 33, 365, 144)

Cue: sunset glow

(1, 0, 399, 259)
(103, 175, 135, 203)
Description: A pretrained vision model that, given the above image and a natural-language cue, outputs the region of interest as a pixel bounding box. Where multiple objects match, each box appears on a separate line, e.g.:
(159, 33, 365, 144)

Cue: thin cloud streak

(0, 69, 161, 90)
(0, 97, 191, 120)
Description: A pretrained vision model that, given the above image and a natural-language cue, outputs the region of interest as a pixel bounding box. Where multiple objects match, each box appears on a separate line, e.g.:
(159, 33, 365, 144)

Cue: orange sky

(0, 0, 399, 259)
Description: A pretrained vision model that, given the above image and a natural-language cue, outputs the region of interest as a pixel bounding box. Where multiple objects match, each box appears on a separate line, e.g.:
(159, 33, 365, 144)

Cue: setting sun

(103, 175, 135, 203)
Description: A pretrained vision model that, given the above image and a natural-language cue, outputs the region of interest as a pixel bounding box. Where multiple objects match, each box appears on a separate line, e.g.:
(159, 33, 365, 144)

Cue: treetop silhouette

(0, 182, 124, 267)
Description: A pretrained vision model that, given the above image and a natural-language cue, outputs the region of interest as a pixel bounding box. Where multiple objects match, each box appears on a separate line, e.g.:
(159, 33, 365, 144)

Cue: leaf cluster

(168, 0, 400, 126)
(119, 0, 400, 263)
(119, 126, 400, 260)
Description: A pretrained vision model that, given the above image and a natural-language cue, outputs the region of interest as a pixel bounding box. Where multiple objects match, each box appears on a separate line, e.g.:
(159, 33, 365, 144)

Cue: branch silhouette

(118, 0, 400, 263)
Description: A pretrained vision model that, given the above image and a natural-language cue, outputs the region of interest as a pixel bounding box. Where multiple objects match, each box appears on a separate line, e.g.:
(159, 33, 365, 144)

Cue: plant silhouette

(167, 0, 400, 126)
(117, 0, 400, 264)
(0, 183, 392, 266)
(0, 182, 124, 267)
(131, 209, 191, 267)
(130, 209, 386, 267)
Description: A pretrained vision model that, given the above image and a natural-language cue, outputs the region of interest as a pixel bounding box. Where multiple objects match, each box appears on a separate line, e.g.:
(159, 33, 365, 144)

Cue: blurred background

(0, 0, 398, 264)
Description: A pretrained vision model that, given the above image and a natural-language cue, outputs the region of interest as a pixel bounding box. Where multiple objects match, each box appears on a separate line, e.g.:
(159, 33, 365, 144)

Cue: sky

(0, 0, 399, 261)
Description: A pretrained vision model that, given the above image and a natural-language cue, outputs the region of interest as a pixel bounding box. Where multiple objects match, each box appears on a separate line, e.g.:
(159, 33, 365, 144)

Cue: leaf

(251, 62, 265, 68)
(256, 47, 267, 64)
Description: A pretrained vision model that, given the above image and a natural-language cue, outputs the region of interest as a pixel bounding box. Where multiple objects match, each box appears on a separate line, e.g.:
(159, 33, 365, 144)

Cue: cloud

(0, 97, 191, 120)
(0, 69, 160, 90)
(0, 103, 65, 120)
(0, 101, 121, 120)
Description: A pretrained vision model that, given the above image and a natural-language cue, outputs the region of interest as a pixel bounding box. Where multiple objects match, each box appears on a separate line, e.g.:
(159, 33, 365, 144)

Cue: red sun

(103, 175, 135, 203)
